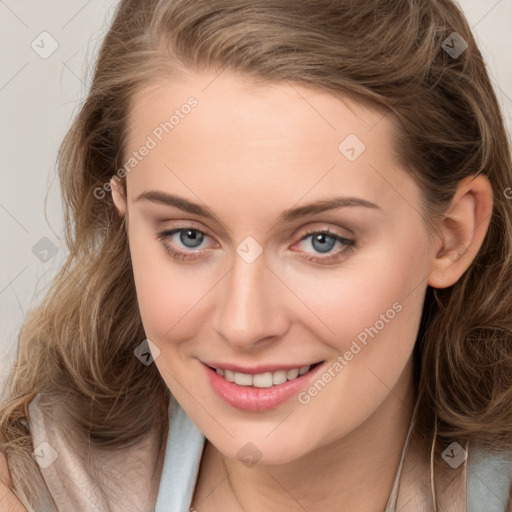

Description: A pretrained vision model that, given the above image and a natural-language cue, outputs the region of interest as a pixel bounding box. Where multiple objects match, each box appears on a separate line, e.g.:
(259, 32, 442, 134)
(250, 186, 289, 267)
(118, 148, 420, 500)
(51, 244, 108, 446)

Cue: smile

(203, 361, 325, 411)
(213, 365, 314, 388)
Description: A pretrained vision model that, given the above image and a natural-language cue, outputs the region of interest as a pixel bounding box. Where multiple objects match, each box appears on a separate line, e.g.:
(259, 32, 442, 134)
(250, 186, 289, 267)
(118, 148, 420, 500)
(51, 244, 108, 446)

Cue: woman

(1, 0, 511, 510)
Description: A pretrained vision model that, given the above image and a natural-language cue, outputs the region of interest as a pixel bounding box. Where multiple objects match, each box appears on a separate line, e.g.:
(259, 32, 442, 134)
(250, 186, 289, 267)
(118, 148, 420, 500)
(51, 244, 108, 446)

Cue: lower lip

(203, 362, 325, 412)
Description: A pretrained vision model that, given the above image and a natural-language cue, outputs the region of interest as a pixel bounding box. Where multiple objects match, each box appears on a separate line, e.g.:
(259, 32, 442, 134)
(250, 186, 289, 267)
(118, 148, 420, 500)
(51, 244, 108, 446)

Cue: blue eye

(156, 227, 355, 264)
(156, 228, 211, 260)
(294, 229, 355, 264)
(171, 228, 205, 249)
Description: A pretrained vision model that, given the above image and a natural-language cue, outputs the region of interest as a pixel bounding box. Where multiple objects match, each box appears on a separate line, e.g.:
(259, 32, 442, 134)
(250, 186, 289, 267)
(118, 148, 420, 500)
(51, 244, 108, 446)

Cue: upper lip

(202, 361, 324, 374)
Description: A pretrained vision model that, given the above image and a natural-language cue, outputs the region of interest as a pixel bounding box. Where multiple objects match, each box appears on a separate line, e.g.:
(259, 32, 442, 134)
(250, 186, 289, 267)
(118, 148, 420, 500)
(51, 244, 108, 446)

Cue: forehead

(122, 70, 418, 220)
(126, 70, 393, 150)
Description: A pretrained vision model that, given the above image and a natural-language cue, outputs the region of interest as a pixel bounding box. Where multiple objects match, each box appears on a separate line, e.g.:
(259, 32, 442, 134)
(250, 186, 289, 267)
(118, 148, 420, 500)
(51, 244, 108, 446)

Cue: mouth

(202, 360, 326, 412)
(206, 362, 323, 388)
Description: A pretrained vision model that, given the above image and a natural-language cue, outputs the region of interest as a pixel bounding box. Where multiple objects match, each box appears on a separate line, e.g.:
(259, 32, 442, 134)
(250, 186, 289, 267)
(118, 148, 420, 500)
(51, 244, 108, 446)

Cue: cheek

(127, 221, 214, 343)
(284, 237, 429, 445)
(288, 228, 430, 354)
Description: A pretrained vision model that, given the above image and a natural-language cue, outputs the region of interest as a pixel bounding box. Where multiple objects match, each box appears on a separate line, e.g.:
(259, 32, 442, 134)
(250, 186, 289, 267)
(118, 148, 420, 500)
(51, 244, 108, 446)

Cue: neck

(195, 361, 417, 512)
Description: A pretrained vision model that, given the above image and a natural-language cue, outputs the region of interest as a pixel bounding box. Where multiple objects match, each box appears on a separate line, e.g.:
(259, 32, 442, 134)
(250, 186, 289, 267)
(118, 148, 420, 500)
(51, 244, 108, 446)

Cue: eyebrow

(134, 190, 380, 224)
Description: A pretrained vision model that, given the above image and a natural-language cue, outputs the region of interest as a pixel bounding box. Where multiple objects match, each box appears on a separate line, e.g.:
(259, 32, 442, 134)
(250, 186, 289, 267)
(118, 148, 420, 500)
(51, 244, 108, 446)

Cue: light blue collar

(467, 446, 512, 511)
(155, 395, 206, 512)
(154, 395, 512, 511)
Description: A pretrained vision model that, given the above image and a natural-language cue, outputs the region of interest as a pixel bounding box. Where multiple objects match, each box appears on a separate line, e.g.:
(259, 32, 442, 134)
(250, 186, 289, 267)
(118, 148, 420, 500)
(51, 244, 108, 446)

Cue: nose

(213, 247, 290, 351)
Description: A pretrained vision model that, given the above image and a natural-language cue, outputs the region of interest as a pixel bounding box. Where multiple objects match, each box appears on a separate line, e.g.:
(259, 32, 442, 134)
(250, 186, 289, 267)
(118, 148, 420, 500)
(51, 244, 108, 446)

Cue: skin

(110, 69, 493, 511)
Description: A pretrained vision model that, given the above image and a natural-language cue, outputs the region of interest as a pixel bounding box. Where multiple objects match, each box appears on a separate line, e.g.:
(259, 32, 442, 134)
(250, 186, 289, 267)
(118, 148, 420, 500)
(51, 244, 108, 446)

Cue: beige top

(25, 393, 165, 512)
(21, 392, 512, 512)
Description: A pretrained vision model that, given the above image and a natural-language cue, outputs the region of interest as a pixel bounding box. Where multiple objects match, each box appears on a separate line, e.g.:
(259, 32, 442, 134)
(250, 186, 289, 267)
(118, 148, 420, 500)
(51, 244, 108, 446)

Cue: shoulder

(0, 452, 28, 512)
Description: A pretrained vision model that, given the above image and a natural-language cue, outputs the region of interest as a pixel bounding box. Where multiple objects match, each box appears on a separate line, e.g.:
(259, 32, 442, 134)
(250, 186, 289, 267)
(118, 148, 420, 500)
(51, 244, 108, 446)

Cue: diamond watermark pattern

(236, 236, 263, 264)
(32, 237, 58, 263)
(31, 31, 59, 59)
(441, 441, 467, 469)
(31, 441, 59, 469)
(442, 32, 468, 59)
(134, 338, 161, 366)
(338, 134, 366, 162)
(236, 442, 262, 467)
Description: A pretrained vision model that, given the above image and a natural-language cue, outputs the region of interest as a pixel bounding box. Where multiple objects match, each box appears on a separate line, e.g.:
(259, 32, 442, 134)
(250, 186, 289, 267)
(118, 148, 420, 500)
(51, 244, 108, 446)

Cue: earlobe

(428, 174, 493, 289)
(110, 177, 127, 219)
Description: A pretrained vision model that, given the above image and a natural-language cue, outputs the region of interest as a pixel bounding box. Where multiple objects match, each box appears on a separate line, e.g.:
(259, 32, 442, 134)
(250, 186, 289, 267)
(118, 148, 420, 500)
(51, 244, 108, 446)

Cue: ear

(110, 177, 127, 219)
(428, 174, 493, 289)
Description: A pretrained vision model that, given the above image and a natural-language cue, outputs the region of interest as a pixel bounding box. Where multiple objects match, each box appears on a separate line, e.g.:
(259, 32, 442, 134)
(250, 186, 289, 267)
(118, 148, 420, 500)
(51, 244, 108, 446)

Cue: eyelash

(155, 227, 356, 264)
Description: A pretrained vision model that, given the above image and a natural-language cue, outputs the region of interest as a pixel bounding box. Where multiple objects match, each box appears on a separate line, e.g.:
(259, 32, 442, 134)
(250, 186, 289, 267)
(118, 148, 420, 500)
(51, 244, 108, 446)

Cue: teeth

(216, 365, 312, 387)
(272, 370, 287, 385)
(234, 373, 253, 386)
(286, 368, 299, 380)
(252, 372, 273, 388)
(299, 365, 309, 375)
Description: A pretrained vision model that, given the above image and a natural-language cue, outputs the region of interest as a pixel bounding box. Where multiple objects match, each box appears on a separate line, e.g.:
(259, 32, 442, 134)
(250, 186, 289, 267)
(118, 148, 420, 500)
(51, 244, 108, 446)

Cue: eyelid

(156, 223, 356, 264)
(296, 225, 354, 243)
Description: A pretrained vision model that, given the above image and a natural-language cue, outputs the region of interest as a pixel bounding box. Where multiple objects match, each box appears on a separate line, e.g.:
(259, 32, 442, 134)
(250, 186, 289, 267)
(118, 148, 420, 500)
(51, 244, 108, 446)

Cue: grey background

(1, 0, 511, 392)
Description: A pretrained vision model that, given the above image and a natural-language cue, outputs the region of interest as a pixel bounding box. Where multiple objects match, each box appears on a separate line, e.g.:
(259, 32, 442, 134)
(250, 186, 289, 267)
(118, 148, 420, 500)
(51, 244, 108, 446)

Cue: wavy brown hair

(1, 0, 511, 508)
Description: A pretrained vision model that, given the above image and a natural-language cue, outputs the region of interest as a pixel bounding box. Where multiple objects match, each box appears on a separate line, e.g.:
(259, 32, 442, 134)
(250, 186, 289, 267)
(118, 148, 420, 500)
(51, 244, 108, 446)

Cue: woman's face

(113, 70, 435, 464)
